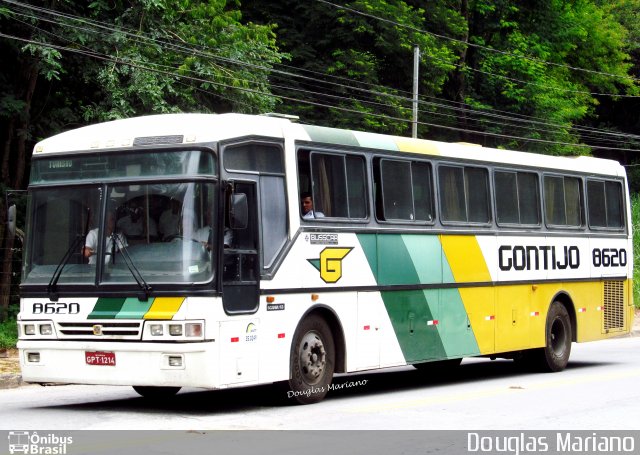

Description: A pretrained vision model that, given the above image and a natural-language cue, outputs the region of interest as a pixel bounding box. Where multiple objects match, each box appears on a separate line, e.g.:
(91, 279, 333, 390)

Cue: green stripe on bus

(402, 234, 443, 284)
(352, 131, 399, 151)
(381, 289, 447, 362)
(302, 125, 360, 147)
(115, 297, 155, 319)
(357, 233, 481, 362)
(438, 288, 481, 358)
(376, 234, 420, 285)
(356, 233, 378, 281)
(87, 297, 127, 319)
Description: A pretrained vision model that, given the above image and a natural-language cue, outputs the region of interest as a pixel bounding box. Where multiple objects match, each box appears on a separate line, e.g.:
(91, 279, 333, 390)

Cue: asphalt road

(1, 336, 639, 431)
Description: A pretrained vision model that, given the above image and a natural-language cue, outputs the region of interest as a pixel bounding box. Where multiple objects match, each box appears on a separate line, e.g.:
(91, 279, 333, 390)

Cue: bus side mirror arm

(230, 193, 248, 229)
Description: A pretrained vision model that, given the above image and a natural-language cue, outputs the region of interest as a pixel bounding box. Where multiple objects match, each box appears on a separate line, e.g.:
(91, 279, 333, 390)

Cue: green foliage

(464, 0, 636, 155)
(0, 319, 18, 350)
(243, 0, 464, 134)
(80, 0, 285, 121)
(632, 194, 640, 309)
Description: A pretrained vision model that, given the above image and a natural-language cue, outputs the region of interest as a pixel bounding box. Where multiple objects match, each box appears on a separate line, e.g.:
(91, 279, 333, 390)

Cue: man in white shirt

(83, 211, 128, 265)
(301, 192, 324, 219)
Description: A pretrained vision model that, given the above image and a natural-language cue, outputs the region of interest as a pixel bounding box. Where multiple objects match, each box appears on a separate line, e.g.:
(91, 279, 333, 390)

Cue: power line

(7, 0, 640, 146)
(2, 3, 640, 152)
(5, 31, 631, 150)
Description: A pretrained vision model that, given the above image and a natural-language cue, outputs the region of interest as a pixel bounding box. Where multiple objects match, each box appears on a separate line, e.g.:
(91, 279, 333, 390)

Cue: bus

(15, 113, 634, 404)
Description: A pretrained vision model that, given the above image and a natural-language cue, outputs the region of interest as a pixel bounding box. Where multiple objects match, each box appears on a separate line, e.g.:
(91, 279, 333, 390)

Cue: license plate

(85, 351, 116, 366)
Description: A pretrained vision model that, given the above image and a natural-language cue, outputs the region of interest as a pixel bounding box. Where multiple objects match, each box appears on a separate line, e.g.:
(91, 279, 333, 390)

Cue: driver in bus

(83, 211, 128, 265)
(194, 207, 233, 250)
(117, 200, 158, 240)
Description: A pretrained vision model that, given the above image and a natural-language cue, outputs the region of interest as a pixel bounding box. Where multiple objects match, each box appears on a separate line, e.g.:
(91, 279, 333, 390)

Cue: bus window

(22, 187, 100, 285)
(587, 179, 624, 229)
(376, 158, 433, 222)
(303, 150, 367, 220)
(439, 165, 490, 224)
(224, 143, 284, 173)
(544, 175, 583, 227)
(495, 170, 540, 226)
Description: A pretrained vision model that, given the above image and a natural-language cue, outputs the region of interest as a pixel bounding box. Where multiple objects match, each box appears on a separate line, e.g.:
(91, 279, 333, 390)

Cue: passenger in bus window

(159, 198, 181, 240)
(117, 200, 158, 240)
(301, 192, 324, 219)
(83, 211, 128, 265)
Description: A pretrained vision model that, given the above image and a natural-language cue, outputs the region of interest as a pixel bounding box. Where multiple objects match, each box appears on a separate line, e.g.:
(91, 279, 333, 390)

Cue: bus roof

(33, 113, 625, 177)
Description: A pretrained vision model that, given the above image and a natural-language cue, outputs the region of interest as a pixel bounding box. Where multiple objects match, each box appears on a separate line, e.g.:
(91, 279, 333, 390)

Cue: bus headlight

(185, 323, 202, 338)
(39, 324, 53, 336)
(142, 320, 204, 340)
(24, 324, 36, 336)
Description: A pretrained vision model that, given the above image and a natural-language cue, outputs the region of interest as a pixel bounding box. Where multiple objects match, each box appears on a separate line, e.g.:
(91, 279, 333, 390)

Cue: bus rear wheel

(525, 301, 572, 372)
(287, 314, 335, 405)
(132, 385, 181, 399)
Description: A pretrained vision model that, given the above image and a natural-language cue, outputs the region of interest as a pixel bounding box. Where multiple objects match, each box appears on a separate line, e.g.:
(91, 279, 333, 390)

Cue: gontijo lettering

(499, 245, 580, 271)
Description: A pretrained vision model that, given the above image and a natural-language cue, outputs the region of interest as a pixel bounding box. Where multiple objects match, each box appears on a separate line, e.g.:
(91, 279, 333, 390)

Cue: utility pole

(412, 45, 420, 138)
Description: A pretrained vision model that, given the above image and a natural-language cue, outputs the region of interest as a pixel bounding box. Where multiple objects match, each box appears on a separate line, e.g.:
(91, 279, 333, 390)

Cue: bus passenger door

(222, 182, 260, 314)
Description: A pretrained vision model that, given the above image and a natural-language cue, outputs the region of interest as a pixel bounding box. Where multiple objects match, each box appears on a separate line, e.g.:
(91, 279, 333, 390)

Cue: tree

(243, 0, 464, 135)
(81, 0, 285, 120)
(461, 0, 637, 155)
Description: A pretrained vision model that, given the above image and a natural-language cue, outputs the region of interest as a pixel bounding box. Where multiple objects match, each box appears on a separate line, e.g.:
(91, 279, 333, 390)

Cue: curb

(0, 373, 23, 389)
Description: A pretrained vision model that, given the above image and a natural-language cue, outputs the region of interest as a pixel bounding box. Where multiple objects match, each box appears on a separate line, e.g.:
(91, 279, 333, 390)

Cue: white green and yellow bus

(16, 113, 634, 404)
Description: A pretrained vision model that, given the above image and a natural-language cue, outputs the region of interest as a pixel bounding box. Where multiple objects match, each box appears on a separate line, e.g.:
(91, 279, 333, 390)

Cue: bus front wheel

(287, 314, 335, 405)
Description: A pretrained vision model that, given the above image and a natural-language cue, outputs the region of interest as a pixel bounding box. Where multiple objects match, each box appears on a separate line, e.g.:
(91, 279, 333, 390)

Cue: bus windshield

(23, 181, 218, 287)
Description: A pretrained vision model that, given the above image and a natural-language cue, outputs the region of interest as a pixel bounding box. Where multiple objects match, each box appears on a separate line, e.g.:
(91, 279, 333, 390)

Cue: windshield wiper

(110, 233, 152, 301)
(48, 208, 91, 301)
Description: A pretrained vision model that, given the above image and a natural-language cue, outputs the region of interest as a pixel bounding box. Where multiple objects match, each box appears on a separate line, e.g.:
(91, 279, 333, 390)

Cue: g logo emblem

(308, 247, 353, 283)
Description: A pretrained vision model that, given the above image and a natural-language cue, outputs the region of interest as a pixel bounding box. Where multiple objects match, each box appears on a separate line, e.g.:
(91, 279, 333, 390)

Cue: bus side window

(303, 150, 367, 219)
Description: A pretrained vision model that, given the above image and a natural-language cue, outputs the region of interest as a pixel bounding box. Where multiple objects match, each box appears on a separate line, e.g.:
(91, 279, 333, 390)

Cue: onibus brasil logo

(8, 431, 73, 454)
(307, 247, 353, 283)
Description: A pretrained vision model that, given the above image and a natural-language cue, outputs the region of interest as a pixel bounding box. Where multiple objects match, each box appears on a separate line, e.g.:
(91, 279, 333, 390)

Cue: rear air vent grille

(603, 280, 625, 332)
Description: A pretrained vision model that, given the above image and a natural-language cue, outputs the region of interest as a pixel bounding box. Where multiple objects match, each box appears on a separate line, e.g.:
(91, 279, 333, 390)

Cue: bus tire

(132, 385, 181, 399)
(287, 314, 335, 405)
(531, 302, 572, 372)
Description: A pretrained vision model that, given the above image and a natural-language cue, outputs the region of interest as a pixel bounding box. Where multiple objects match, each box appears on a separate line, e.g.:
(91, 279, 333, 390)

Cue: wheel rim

(550, 318, 567, 356)
(298, 330, 326, 385)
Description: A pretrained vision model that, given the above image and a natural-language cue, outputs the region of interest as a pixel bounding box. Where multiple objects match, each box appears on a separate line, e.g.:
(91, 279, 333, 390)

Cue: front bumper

(17, 340, 218, 388)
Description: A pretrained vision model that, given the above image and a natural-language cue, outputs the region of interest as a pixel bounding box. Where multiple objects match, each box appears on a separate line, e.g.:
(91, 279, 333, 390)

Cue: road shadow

(33, 357, 617, 414)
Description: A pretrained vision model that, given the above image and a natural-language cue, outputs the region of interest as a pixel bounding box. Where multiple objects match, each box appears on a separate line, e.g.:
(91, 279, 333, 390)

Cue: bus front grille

(603, 280, 625, 332)
(57, 321, 142, 340)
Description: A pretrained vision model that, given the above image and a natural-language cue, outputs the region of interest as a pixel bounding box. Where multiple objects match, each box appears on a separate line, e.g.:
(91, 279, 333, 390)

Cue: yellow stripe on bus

(143, 297, 185, 320)
(394, 137, 440, 155)
(440, 235, 491, 283)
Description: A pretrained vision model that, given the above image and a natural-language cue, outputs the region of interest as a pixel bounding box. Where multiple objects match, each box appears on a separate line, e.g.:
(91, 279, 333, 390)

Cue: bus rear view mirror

(7, 204, 16, 238)
(230, 193, 248, 229)
(6, 203, 24, 243)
